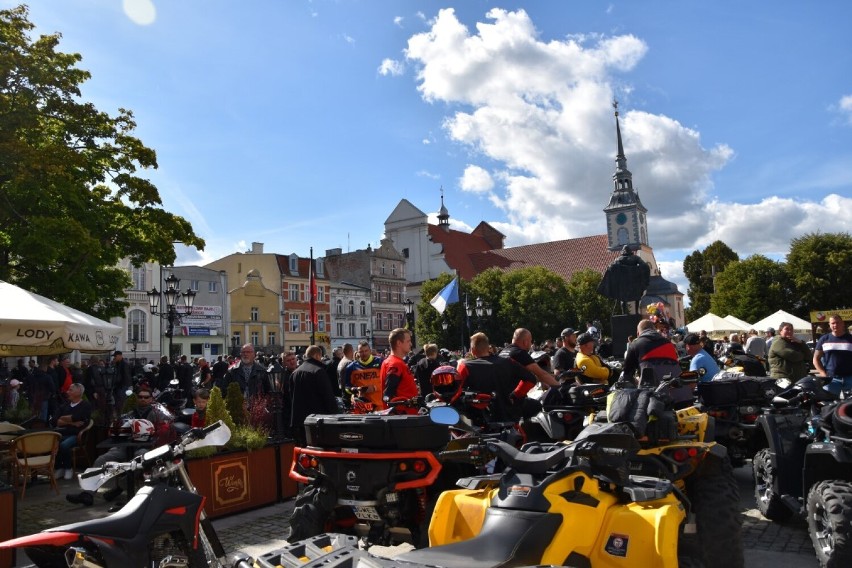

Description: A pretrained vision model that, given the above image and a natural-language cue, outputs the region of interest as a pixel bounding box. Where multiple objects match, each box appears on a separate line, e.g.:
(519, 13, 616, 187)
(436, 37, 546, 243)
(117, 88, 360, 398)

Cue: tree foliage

(564, 269, 611, 337)
(710, 255, 793, 323)
(786, 232, 852, 315)
(683, 240, 739, 321)
(0, 6, 204, 317)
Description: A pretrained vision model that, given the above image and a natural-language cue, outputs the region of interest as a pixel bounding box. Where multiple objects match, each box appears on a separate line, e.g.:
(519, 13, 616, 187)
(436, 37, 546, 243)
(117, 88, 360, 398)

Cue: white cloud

(378, 58, 405, 76)
(122, 0, 156, 26)
(397, 8, 852, 257)
(416, 170, 441, 180)
(839, 94, 852, 125)
(343, 34, 355, 44)
(394, 16, 404, 28)
(459, 165, 494, 193)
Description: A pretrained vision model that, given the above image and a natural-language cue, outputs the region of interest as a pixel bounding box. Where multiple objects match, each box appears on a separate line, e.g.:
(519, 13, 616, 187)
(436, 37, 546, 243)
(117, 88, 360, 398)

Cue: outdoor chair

(0, 422, 25, 483)
(71, 419, 95, 473)
(11, 431, 61, 499)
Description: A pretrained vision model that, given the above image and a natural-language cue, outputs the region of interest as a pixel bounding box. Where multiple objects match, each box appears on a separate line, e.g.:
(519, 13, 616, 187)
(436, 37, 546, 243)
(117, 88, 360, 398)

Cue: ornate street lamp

(266, 359, 286, 440)
(465, 295, 492, 332)
(365, 329, 372, 349)
(403, 298, 416, 348)
(231, 335, 240, 357)
(147, 273, 196, 362)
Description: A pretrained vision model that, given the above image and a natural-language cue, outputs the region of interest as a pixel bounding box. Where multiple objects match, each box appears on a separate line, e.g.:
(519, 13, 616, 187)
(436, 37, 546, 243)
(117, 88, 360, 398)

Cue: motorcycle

(250, 410, 698, 568)
(0, 421, 231, 568)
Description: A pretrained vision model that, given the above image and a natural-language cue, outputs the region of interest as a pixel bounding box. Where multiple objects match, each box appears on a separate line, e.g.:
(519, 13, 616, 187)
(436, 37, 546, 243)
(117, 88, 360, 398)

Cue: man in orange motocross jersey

(340, 340, 384, 408)
(381, 328, 419, 405)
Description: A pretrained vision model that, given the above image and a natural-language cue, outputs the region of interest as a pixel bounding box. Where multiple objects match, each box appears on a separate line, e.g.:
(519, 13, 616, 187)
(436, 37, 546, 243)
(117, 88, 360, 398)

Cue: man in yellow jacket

(574, 333, 613, 384)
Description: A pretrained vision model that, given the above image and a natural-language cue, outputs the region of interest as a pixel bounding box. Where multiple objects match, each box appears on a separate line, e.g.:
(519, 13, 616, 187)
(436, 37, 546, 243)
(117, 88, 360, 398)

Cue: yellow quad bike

(604, 373, 744, 568)
(243, 420, 697, 568)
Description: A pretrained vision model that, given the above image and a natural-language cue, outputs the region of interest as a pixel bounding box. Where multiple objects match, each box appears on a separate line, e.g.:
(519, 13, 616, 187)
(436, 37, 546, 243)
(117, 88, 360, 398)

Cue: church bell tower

(604, 101, 649, 251)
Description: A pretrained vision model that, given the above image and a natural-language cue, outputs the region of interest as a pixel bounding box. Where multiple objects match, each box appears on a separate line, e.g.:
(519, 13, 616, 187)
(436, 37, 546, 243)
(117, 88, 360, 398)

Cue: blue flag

(429, 277, 459, 314)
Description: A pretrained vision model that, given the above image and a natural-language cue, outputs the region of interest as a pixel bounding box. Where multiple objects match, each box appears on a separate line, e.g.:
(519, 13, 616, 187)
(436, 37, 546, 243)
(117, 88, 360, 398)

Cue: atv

(752, 376, 852, 567)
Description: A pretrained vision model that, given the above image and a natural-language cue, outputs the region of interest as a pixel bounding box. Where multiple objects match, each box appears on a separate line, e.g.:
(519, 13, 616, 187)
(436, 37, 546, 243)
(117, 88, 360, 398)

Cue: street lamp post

(129, 335, 139, 371)
(465, 295, 492, 332)
(147, 273, 196, 363)
(231, 335, 239, 357)
(365, 329, 372, 350)
(403, 298, 416, 348)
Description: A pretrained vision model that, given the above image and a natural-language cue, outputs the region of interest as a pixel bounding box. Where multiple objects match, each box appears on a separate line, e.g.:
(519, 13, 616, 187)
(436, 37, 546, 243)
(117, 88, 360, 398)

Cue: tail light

(669, 447, 699, 462)
(397, 460, 428, 474)
(739, 405, 759, 423)
(707, 409, 730, 420)
(298, 454, 319, 470)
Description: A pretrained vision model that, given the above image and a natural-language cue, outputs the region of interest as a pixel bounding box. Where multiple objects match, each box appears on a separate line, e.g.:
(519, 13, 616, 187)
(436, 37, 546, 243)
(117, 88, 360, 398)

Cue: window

(233, 332, 241, 345)
(289, 283, 299, 301)
(359, 301, 366, 315)
(381, 262, 386, 274)
(348, 300, 355, 315)
(391, 263, 396, 275)
(318, 314, 326, 332)
(268, 332, 276, 345)
(290, 314, 300, 332)
(190, 343, 203, 356)
(402, 248, 409, 258)
(316, 258, 324, 277)
(361, 323, 367, 337)
(386, 290, 391, 302)
(208, 281, 217, 293)
(250, 307, 259, 322)
(336, 322, 344, 337)
(251, 332, 259, 346)
(385, 313, 392, 330)
(336, 299, 343, 314)
(318, 287, 325, 303)
(190, 280, 199, 291)
(617, 227, 628, 246)
(397, 313, 405, 328)
(289, 254, 298, 274)
(127, 309, 146, 342)
(375, 312, 382, 331)
(130, 266, 145, 290)
(391, 288, 398, 303)
(374, 289, 381, 302)
(349, 323, 356, 337)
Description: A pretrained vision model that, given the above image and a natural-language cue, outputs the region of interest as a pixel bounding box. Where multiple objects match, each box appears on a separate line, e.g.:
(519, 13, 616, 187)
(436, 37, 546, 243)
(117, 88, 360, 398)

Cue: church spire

(604, 100, 648, 251)
(437, 186, 450, 229)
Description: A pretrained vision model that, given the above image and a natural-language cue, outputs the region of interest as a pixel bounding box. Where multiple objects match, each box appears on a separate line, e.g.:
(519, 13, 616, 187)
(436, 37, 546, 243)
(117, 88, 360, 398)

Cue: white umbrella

(0, 281, 122, 356)
(724, 315, 753, 330)
(751, 310, 812, 334)
(686, 312, 750, 334)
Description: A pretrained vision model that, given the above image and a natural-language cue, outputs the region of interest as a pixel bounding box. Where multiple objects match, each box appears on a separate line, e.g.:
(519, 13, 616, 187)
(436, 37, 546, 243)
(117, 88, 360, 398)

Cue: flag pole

(309, 247, 316, 346)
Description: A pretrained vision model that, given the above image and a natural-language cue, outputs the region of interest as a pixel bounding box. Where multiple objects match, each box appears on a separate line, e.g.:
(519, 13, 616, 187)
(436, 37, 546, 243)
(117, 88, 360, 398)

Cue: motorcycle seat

(399, 508, 562, 568)
(49, 486, 163, 540)
(487, 440, 568, 475)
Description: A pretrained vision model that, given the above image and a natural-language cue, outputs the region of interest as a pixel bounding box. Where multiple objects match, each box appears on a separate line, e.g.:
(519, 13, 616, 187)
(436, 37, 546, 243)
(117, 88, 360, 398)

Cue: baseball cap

(576, 333, 595, 346)
(765, 327, 775, 334)
(561, 328, 576, 337)
(683, 333, 701, 346)
(9, 379, 20, 387)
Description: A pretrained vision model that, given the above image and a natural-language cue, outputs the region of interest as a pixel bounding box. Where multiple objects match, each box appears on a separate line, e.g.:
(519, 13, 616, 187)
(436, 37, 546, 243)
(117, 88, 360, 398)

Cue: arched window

(617, 227, 628, 246)
(359, 301, 366, 315)
(348, 300, 355, 315)
(336, 299, 343, 314)
(127, 309, 147, 342)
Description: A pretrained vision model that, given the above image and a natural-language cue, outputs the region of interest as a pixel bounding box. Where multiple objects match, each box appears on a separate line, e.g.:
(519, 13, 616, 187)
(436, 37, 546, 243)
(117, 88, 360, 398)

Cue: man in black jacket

(218, 344, 272, 399)
(413, 343, 440, 400)
(156, 355, 175, 392)
(289, 345, 338, 446)
(622, 320, 680, 384)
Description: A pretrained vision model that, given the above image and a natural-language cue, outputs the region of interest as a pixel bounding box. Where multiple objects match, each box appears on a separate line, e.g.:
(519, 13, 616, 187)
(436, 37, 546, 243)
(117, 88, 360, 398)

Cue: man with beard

(218, 344, 272, 398)
(341, 341, 383, 408)
(500, 328, 559, 390)
(552, 328, 578, 375)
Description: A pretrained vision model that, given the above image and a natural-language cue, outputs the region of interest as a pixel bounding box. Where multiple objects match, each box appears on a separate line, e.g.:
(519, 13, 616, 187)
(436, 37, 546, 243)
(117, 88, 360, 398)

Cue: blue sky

(9, 1, 852, 302)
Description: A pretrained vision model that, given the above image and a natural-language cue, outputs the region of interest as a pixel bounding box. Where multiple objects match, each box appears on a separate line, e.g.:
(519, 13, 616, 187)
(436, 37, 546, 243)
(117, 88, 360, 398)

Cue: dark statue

(597, 245, 651, 304)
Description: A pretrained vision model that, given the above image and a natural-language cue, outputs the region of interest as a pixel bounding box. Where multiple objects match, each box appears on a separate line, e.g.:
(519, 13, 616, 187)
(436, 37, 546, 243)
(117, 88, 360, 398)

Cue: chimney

(250, 242, 264, 254)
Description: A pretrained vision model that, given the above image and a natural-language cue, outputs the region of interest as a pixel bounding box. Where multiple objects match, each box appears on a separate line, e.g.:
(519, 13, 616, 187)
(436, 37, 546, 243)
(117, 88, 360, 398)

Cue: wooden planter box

(277, 441, 298, 499)
(186, 445, 278, 519)
(0, 485, 15, 568)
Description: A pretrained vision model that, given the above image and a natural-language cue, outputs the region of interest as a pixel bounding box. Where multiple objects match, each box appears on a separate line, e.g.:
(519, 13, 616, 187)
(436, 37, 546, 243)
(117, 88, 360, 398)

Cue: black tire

(287, 484, 329, 543)
(685, 454, 744, 568)
(677, 555, 706, 568)
(752, 448, 794, 522)
(806, 480, 852, 567)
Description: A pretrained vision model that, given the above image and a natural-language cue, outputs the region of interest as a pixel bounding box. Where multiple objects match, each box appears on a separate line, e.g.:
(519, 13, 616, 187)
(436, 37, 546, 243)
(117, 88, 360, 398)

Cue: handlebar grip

(80, 467, 106, 479)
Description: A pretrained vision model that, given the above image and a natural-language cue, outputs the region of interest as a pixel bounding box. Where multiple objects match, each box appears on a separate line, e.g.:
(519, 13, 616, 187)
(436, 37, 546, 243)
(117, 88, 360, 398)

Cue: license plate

(353, 505, 381, 521)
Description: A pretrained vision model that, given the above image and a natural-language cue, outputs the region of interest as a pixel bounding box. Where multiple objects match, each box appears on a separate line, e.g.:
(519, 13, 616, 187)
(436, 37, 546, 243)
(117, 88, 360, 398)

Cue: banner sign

(810, 309, 852, 324)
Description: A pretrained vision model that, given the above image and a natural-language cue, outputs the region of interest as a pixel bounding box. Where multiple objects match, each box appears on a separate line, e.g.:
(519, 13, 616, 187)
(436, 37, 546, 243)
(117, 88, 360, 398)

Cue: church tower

(604, 101, 649, 251)
(437, 187, 450, 231)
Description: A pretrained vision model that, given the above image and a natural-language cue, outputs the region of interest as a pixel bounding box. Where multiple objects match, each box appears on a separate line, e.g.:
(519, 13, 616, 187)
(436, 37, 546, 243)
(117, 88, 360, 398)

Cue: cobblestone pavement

(10, 468, 823, 567)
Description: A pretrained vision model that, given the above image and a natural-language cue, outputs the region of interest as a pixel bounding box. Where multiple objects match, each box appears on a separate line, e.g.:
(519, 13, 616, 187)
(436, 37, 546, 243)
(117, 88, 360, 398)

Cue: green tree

(469, 268, 508, 345)
(786, 232, 852, 315)
(565, 269, 612, 337)
(0, 6, 204, 317)
(683, 241, 739, 321)
(415, 273, 459, 349)
(498, 266, 571, 345)
(710, 255, 793, 323)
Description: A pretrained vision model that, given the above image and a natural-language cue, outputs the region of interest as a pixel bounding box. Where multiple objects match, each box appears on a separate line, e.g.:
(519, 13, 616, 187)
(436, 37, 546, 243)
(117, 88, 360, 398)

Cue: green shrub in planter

(225, 381, 247, 426)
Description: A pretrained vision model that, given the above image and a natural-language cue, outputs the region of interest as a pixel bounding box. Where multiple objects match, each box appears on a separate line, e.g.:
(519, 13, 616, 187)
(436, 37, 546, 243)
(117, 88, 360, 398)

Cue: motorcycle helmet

(832, 400, 852, 438)
(130, 419, 155, 441)
(431, 365, 462, 401)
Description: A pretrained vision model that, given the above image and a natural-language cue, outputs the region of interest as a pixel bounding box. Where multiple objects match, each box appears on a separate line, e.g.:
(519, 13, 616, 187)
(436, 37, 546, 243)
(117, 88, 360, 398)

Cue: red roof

(468, 234, 620, 281)
(427, 225, 499, 280)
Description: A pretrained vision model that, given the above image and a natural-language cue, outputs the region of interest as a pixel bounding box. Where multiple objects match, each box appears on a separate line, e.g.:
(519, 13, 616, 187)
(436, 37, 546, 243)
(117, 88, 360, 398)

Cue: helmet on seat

(431, 365, 462, 401)
(130, 419, 155, 441)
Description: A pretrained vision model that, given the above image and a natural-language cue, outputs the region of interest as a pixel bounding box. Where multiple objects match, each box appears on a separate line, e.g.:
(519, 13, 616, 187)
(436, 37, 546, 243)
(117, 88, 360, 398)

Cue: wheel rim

(755, 461, 773, 507)
(812, 499, 835, 556)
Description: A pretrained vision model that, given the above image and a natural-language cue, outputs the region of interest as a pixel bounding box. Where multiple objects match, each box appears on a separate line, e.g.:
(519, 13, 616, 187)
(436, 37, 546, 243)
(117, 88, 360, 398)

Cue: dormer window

(316, 258, 324, 277)
(289, 254, 298, 274)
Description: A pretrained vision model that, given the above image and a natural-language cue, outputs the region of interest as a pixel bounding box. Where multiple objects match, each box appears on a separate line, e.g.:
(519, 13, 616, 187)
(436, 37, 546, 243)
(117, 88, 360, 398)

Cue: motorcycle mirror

(771, 395, 790, 407)
(775, 378, 792, 390)
(170, 378, 180, 386)
(125, 388, 133, 397)
(182, 408, 196, 416)
(430, 406, 460, 425)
